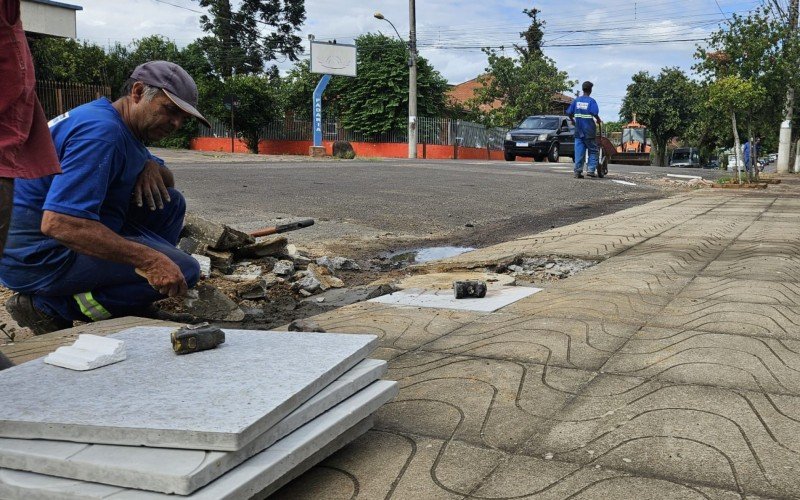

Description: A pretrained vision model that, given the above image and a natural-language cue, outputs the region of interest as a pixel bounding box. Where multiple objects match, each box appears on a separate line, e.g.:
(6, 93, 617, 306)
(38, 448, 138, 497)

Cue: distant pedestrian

(567, 81, 602, 178)
(0, 0, 62, 371)
(743, 137, 761, 173)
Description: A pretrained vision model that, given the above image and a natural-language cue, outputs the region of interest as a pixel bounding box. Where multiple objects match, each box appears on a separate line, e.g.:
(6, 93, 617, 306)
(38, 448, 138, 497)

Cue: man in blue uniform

(567, 81, 602, 178)
(0, 61, 211, 335)
(743, 137, 761, 173)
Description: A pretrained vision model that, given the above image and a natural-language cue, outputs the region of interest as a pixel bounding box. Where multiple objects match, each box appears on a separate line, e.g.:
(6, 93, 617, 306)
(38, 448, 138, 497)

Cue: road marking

(612, 180, 637, 186)
(666, 173, 702, 180)
(630, 171, 650, 174)
(549, 166, 571, 169)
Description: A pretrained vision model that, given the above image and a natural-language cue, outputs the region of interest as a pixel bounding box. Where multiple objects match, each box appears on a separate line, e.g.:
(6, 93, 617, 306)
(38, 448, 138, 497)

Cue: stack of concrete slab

(0, 326, 396, 499)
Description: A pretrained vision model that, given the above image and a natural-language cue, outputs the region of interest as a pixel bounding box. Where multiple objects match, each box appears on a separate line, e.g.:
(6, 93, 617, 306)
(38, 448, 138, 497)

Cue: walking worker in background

(567, 81, 602, 179)
(743, 137, 762, 173)
(0, 60, 210, 337)
(0, 0, 62, 370)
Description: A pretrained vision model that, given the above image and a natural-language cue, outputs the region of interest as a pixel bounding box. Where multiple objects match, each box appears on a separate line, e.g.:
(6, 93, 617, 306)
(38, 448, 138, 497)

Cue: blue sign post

(313, 74, 332, 148)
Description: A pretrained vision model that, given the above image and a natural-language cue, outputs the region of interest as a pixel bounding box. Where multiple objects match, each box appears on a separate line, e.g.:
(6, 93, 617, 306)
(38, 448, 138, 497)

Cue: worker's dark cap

(582, 81, 594, 92)
(130, 61, 211, 128)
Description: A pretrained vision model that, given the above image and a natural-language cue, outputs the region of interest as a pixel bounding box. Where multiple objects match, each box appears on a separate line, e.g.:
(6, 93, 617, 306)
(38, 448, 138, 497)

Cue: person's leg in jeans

(587, 139, 599, 175)
(31, 188, 198, 322)
(574, 137, 586, 176)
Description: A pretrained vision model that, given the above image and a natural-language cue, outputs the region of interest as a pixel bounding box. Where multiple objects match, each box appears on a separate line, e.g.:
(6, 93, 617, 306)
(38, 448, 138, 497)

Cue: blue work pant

(574, 136, 598, 175)
(32, 188, 200, 322)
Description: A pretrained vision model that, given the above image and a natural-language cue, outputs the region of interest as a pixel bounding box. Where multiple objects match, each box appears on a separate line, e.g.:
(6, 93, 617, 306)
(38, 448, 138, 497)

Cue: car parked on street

(503, 115, 574, 162)
(669, 147, 701, 168)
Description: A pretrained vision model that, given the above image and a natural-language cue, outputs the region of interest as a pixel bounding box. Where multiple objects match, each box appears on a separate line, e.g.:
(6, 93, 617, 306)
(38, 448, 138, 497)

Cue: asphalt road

(154, 149, 735, 256)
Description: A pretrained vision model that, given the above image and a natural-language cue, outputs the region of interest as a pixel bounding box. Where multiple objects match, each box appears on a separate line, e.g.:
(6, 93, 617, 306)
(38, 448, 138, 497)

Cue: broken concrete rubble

(273, 260, 295, 277)
(288, 319, 326, 332)
(182, 213, 254, 251)
(181, 283, 245, 322)
(316, 256, 361, 272)
(234, 235, 288, 259)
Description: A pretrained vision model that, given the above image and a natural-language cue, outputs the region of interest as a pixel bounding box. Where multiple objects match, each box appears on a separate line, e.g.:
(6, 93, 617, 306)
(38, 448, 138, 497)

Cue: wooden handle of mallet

(250, 218, 314, 238)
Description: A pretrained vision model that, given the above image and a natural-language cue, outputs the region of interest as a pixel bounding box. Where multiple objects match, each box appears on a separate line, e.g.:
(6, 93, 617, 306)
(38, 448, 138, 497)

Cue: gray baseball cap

(130, 60, 211, 128)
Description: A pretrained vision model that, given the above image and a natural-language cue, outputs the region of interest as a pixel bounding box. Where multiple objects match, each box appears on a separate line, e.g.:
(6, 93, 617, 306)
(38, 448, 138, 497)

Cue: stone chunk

(236, 279, 268, 300)
(178, 237, 206, 255)
(44, 335, 126, 371)
(234, 235, 288, 259)
(332, 140, 356, 159)
(205, 249, 234, 273)
(317, 256, 361, 271)
(272, 260, 295, 276)
(182, 283, 245, 322)
(288, 319, 326, 332)
(306, 263, 344, 291)
(182, 213, 255, 251)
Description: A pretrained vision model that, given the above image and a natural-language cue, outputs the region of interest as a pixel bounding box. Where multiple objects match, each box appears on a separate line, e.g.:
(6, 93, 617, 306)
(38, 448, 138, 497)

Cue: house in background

(19, 0, 108, 118)
(448, 75, 576, 116)
(20, 0, 81, 38)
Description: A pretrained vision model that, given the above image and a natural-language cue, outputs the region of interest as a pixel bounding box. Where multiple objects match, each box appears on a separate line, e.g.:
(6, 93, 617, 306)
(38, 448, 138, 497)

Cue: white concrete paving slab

(43, 334, 126, 371)
(0, 380, 398, 500)
(0, 327, 378, 451)
(0, 359, 387, 495)
(368, 286, 541, 312)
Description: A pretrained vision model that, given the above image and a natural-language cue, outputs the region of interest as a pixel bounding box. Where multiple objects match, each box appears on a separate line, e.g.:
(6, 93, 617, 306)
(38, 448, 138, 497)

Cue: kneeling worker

(0, 61, 210, 334)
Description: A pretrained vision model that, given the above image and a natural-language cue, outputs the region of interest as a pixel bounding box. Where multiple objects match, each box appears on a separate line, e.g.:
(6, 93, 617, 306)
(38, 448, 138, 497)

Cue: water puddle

(384, 246, 476, 266)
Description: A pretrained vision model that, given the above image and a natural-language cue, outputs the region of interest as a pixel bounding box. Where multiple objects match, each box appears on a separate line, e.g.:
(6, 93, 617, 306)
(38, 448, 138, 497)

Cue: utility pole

(408, 0, 418, 159)
(777, 0, 799, 173)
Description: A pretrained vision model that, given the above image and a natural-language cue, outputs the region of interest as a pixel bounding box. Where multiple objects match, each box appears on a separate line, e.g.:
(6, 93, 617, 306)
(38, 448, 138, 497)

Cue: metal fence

(36, 81, 111, 119)
(202, 116, 508, 150)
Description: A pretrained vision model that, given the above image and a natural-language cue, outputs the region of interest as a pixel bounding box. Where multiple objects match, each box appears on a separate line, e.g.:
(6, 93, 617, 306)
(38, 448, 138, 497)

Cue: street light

(374, 5, 418, 159)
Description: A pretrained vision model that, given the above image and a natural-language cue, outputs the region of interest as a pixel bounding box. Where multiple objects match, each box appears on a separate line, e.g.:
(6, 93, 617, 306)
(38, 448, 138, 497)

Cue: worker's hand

(133, 160, 171, 211)
(138, 256, 188, 298)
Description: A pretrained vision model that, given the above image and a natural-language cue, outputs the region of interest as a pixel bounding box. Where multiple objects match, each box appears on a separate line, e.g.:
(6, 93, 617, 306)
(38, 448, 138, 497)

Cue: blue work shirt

(567, 95, 600, 139)
(743, 141, 760, 166)
(0, 98, 149, 292)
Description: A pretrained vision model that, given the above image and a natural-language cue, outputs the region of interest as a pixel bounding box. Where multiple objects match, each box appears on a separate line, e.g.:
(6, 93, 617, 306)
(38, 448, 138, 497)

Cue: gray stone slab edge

(0, 359, 388, 495)
(0, 328, 380, 451)
(0, 380, 398, 500)
(251, 416, 373, 500)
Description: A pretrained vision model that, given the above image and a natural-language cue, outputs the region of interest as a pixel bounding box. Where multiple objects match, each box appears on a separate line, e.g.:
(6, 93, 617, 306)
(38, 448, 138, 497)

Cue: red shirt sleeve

(0, 7, 61, 179)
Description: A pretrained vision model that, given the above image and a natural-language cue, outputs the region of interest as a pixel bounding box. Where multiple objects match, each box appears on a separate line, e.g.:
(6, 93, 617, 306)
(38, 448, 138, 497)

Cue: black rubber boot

(5, 294, 72, 336)
(0, 352, 13, 371)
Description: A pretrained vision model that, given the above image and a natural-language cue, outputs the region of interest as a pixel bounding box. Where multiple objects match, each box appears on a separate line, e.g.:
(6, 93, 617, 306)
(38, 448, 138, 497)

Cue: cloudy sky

(71, 0, 765, 120)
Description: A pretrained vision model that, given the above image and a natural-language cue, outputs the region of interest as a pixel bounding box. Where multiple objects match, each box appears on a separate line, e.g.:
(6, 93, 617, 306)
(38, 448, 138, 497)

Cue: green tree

(281, 60, 317, 121)
(197, 0, 305, 78)
(694, 5, 790, 177)
(620, 68, 700, 167)
(29, 38, 112, 85)
(471, 9, 573, 127)
(321, 33, 449, 135)
(707, 76, 766, 179)
(204, 74, 282, 153)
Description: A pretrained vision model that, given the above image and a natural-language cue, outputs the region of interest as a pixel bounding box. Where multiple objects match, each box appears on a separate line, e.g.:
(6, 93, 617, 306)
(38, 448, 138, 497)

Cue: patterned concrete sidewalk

(272, 190, 800, 499)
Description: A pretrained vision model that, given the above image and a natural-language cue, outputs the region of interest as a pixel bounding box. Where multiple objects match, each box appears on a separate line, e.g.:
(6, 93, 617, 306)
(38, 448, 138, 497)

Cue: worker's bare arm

(40, 211, 187, 297)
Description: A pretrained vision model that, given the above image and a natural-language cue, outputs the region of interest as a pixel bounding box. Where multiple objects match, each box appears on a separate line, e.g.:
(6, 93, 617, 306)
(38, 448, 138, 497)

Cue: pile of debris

(167, 214, 372, 327)
(499, 256, 596, 283)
